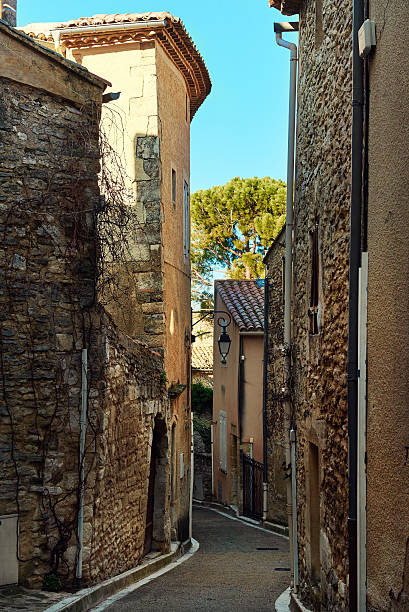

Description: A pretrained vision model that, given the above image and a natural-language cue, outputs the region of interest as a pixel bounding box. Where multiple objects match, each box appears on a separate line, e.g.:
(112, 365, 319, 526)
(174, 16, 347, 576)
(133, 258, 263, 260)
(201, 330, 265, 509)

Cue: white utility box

(358, 19, 376, 57)
(0, 514, 18, 585)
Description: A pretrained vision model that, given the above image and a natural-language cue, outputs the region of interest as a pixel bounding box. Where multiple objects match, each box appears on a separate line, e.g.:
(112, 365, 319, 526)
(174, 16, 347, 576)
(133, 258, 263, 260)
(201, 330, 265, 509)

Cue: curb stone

(275, 588, 313, 612)
(44, 541, 188, 612)
(275, 587, 291, 612)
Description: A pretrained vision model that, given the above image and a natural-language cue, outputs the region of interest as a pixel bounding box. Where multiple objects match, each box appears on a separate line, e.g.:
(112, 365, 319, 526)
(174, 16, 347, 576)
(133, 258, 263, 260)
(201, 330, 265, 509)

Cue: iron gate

(242, 452, 264, 520)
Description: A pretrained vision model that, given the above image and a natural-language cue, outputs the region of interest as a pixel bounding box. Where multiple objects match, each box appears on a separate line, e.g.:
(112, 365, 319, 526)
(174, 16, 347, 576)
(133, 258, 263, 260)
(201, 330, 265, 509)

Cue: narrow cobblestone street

(98, 506, 290, 611)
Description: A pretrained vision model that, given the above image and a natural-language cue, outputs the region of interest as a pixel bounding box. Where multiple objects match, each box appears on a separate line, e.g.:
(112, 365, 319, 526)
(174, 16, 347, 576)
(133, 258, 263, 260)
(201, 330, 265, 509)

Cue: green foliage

(191, 176, 286, 301)
(160, 370, 168, 385)
(193, 414, 211, 453)
(191, 381, 213, 417)
(43, 572, 62, 592)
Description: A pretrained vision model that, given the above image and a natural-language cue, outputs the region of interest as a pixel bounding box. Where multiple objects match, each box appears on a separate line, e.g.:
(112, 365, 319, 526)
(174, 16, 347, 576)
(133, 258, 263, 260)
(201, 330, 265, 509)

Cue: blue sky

(19, 1, 297, 193)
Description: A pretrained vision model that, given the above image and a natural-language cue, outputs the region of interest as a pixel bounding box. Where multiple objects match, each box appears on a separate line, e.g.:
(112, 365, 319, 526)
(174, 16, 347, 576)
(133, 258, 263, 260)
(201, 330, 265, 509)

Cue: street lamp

(191, 310, 232, 364)
(217, 318, 231, 364)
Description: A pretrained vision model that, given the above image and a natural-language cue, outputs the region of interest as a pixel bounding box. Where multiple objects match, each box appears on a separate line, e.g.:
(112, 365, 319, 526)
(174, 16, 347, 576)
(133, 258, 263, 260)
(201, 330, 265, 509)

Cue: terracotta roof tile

(192, 343, 213, 371)
(269, 0, 301, 16)
(61, 12, 175, 28)
(215, 279, 264, 332)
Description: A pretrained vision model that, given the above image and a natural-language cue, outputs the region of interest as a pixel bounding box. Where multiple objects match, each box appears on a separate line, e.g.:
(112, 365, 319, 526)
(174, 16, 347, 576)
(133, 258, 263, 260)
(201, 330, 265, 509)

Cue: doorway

(144, 417, 169, 555)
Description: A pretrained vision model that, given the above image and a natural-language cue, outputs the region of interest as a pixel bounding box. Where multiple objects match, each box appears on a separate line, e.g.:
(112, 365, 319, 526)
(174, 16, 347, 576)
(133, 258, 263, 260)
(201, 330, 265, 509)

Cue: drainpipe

(262, 278, 269, 521)
(76, 348, 88, 580)
(348, 0, 364, 608)
(275, 20, 299, 590)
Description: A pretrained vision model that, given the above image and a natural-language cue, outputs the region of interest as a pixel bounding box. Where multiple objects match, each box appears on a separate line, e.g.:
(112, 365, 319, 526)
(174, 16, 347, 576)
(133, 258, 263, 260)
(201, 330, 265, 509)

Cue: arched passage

(144, 416, 170, 555)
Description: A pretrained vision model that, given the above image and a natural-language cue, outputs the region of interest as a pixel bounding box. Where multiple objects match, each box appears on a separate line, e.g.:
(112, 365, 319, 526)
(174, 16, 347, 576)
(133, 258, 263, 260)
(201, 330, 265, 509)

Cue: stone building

(21, 10, 211, 561)
(0, 10, 210, 590)
(263, 227, 287, 526)
(267, 0, 409, 610)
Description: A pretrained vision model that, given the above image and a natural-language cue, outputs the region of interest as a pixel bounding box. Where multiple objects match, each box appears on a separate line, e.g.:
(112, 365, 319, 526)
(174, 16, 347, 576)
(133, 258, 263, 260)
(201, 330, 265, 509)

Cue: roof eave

(269, 0, 301, 16)
(51, 19, 211, 119)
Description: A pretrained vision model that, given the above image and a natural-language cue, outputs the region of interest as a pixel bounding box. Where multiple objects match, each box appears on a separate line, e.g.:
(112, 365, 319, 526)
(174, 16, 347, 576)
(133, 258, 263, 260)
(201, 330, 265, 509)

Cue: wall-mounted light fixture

(192, 310, 232, 365)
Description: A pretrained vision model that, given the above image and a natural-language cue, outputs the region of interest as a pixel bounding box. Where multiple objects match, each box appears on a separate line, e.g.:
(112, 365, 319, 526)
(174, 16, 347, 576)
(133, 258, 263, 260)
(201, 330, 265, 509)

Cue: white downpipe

(276, 30, 299, 590)
(357, 252, 368, 611)
(290, 429, 299, 587)
(76, 348, 88, 580)
(189, 412, 194, 540)
(263, 482, 268, 522)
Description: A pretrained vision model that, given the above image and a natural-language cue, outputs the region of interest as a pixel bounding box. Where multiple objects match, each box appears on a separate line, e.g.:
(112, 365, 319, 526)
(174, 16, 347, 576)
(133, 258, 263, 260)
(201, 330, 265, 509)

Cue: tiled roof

(215, 280, 264, 332)
(192, 343, 213, 372)
(58, 12, 176, 28)
(269, 0, 301, 16)
(21, 12, 211, 119)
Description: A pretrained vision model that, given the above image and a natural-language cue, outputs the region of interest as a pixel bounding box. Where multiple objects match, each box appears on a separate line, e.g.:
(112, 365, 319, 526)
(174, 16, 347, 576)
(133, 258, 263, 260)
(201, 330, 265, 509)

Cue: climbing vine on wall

(0, 84, 140, 586)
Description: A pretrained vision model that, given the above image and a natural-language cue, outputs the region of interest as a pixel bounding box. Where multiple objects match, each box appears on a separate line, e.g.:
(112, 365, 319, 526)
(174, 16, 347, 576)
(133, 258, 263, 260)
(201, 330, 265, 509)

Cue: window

(184, 180, 190, 260)
(309, 221, 319, 335)
(172, 168, 177, 205)
(219, 410, 227, 473)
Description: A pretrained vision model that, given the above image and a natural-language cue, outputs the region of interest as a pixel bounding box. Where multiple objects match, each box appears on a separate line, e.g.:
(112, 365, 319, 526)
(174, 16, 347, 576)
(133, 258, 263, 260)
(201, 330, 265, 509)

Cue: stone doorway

(144, 416, 170, 555)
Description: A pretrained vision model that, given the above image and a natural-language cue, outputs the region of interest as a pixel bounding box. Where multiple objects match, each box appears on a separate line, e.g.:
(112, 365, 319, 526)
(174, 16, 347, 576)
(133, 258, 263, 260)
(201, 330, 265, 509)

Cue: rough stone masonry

(0, 23, 171, 588)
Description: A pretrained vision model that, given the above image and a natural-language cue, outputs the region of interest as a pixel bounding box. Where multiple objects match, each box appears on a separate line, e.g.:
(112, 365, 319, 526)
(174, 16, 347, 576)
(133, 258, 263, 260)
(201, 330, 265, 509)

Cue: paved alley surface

(100, 506, 290, 612)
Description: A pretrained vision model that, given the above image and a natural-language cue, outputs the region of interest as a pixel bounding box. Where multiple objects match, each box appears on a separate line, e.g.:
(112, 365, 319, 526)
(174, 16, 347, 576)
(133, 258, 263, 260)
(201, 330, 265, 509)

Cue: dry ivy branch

(0, 90, 141, 586)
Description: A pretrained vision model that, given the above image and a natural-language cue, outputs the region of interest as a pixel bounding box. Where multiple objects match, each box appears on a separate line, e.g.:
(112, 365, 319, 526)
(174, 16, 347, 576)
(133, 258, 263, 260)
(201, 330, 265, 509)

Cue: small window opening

(184, 180, 190, 260)
(309, 221, 319, 335)
(172, 168, 177, 205)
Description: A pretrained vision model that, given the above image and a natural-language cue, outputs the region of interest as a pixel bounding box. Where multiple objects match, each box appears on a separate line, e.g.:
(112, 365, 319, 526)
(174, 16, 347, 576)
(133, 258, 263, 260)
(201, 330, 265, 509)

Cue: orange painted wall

(212, 292, 264, 507)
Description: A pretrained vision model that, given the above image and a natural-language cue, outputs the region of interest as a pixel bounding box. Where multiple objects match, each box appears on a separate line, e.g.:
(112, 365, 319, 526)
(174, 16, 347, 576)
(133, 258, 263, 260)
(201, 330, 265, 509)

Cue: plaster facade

(366, 2, 409, 610)
(212, 289, 264, 511)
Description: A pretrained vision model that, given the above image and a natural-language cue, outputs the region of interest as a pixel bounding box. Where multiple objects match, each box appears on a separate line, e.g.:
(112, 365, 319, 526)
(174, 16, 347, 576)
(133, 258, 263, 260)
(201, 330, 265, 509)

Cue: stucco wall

(70, 41, 165, 349)
(241, 334, 264, 464)
(366, 2, 409, 610)
(156, 42, 192, 541)
(212, 291, 240, 506)
(292, 0, 352, 608)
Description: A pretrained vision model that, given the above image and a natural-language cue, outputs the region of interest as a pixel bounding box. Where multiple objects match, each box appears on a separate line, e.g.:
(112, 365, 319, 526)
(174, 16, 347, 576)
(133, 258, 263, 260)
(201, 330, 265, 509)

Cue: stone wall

(264, 229, 287, 525)
(193, 433, 212, 502)
(85, 313, 171, 585)
(0, 45, 171, 588)
(291, 0, 352, 608)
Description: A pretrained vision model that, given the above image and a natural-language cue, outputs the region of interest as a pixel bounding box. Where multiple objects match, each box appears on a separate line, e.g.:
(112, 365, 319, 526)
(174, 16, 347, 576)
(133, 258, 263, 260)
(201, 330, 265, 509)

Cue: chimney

(1, 1, 17, 27)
